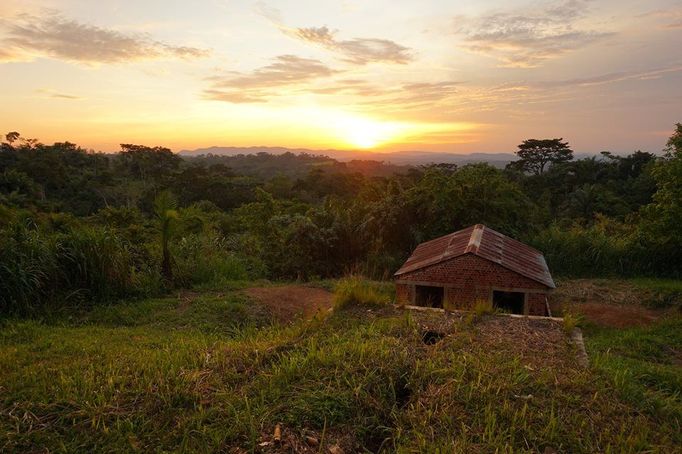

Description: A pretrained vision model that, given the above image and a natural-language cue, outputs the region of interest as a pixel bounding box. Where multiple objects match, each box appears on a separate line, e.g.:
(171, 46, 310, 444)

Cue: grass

(474, 299, 493, 316)
(585, 319, 682, 423)
(332, 276, 393, 310)
(0, 281, 680, 452)
(629, 278, 682, 308)
(562, 311, 582, 335)
(552, 277, 681, 310)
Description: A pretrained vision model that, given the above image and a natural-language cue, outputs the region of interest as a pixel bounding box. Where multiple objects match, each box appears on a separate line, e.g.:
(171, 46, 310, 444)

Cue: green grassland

(1, 282, 680, 453)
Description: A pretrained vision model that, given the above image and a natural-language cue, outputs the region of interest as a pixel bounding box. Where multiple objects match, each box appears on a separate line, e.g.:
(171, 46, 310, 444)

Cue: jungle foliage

(1, 125, 681, 314)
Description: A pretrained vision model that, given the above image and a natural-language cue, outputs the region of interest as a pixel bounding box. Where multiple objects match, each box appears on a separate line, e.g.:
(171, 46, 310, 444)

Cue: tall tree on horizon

(507, 138, 574, 175)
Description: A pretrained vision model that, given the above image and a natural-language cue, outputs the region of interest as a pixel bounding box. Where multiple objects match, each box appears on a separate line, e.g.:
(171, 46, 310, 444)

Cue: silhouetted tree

(507, 138, 573, 175)
(5, 132, 20, 145)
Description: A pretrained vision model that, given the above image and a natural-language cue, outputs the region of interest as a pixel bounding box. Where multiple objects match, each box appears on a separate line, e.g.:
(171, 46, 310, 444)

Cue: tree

(154, 190, 179, 282)
(664, 122, 682, 156)
(5, 132, 20, 145)
(638, 123, 682, 274)
(118, 144, 181, 187)
(646, 123, 682, 232)
(507, 138, 573, 175)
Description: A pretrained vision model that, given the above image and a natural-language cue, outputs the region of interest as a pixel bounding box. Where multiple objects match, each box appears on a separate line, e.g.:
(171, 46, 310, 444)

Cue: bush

(0, 220, 156, 315)
(562, 311, 582, 335)
(174, 234, 251, 287)
(333, 276, 391, 310)
(531, 221, 630, 277)
(531, 217, 682, 278)
(474, 299, 494, 316)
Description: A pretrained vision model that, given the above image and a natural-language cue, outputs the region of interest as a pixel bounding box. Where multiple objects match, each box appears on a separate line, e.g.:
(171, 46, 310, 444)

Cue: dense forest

(1, 125, 681, 314)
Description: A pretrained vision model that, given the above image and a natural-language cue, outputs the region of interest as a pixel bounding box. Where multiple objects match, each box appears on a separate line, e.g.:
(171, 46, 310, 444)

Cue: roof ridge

(465, 224, 484, 253)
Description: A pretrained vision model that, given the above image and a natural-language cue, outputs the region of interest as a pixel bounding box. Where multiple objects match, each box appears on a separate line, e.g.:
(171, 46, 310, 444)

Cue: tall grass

(532, 221, 682, 278)
(174, 233, 250, 287)
(0, 221, 156, 315)
(531, 224, 629, 277)
(333, 276, 392, 310)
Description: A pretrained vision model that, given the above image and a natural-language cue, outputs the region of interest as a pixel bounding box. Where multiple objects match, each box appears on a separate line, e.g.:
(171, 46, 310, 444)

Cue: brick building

(394, 224, 555, 316)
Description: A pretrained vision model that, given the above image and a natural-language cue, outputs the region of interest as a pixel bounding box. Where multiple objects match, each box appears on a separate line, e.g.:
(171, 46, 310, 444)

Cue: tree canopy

(1, 125, 681, 314)
(507, 138, 574, 175)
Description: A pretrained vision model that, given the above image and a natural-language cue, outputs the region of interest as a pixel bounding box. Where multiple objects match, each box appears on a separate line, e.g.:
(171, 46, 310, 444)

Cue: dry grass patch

(244, 285, 333, 323)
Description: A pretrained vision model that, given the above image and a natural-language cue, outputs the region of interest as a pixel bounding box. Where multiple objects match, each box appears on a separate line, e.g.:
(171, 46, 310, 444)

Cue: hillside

(178, 146, 517, 167)
(180, 152, 411, 179)
(1, 279, 679, 452)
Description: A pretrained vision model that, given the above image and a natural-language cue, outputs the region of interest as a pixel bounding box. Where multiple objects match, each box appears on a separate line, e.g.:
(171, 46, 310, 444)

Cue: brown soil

(243, 285, 333, 323)
(562, 302, 661, 328)
(549, 279, 665, 328)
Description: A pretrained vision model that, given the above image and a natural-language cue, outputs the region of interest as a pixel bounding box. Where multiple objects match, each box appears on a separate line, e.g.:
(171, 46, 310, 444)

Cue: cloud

(309, 78, 387, 96)
(667, 19, 682, 29)
(288, 26, 412, 65)
(539, 65, 682, 88)
(453, 0, 612, 67)
(310, 79, 460, 107)
(254, 1, 282, 24)
(638, 8, 682, 29)
(35, 88, 83, 99)
(0, 12, 209, 64)
(204, 54, 337, 103)
(253, 3, 412, 65)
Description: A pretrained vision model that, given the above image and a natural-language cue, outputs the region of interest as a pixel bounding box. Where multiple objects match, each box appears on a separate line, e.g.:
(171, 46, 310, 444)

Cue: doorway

(492, 291, 525, 314)
(415, 285, 444, 308)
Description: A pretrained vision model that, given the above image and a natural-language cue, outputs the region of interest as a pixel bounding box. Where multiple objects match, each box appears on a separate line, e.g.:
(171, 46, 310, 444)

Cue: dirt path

(243, 285, 333, 323)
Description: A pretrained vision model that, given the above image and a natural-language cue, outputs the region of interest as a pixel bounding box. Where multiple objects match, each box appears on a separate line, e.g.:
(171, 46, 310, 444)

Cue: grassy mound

(0, 283, 680, 452)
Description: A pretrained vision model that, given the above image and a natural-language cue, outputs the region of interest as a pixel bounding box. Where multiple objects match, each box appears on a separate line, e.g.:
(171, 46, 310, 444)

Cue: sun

(336, 116, 404, 149)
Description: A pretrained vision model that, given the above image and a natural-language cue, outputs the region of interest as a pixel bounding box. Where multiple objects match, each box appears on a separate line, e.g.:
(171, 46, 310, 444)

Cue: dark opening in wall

(492, 290, 525, 314)
(415, 285, 444, 308)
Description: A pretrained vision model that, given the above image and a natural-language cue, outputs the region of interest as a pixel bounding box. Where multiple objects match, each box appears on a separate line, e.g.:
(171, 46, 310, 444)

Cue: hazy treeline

(1, 125, 681, 314)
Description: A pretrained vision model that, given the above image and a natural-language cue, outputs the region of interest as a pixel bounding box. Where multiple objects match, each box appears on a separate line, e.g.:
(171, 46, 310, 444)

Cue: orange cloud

(453, 0, 613, 67)
(0, 12, 209, 64)
(290, 26, 413, 65)
(204, 55, 337, 103)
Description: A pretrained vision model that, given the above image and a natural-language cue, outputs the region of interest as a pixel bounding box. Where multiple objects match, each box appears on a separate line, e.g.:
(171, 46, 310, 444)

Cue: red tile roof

(394, 224, 555, 288)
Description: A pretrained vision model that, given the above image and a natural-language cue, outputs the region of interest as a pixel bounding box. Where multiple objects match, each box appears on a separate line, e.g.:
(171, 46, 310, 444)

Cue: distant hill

(178, 146, 516, 168)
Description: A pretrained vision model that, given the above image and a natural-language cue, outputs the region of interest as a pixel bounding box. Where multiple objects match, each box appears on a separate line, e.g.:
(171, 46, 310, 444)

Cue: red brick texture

(395, 253, 550, 316)
(395, 283, 411, 307)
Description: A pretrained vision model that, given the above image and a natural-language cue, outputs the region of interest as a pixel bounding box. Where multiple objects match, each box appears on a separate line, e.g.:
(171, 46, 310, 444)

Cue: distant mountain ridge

(178, 146, 517, 167)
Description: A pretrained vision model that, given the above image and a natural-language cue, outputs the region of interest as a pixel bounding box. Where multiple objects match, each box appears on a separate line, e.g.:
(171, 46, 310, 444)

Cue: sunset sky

(1, 0, 681, 154)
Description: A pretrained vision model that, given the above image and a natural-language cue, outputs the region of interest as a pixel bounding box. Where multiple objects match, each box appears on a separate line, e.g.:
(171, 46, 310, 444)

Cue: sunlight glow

(336, 116, 405, 149)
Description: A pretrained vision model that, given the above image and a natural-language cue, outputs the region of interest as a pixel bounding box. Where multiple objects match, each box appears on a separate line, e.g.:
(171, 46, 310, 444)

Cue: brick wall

(395, 283, 411, 306)
(395, 253, 550, 315)
(527, 293, 547, 315)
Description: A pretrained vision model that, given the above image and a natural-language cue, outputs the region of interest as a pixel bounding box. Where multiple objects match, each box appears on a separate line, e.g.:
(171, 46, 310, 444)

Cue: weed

(562, 311, 581, 335)
(474, 299, 494, 316)
(333, 276, 390, 310)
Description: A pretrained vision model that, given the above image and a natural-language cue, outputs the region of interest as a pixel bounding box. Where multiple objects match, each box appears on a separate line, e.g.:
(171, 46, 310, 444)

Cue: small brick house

(394, 224, 555, 316)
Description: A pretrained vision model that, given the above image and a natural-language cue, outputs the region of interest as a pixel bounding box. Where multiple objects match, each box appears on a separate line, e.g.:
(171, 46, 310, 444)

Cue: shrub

(531, 221, 630, 277)
(174, 234, 251, 287)
(333, 276, 391, 310)
(0, 219, 155, 315)
(562, 311, 582, 335)
(474, 299, 494, 316)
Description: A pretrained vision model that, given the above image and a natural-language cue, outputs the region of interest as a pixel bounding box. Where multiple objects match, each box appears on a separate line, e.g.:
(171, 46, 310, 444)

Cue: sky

(0, 0, 681, 154)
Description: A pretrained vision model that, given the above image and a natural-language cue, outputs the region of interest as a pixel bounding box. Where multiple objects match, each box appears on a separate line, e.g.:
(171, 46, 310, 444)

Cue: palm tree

(154, 190, 178, 282)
